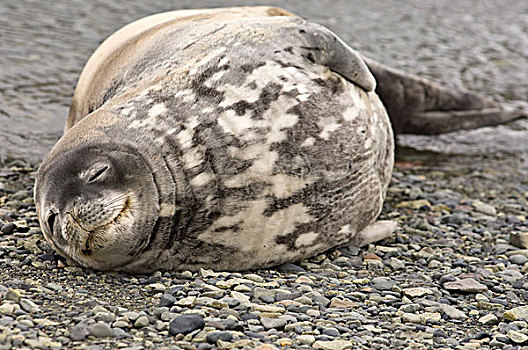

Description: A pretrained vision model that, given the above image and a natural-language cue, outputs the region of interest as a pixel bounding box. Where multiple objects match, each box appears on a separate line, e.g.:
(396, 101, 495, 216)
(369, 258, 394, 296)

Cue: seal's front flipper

(363, 57, 525, 135)
(349, 220, 397, 247)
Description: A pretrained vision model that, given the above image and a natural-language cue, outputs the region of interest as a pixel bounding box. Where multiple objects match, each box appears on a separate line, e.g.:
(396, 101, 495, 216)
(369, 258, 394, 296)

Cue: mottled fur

(36, 6, 519, 272)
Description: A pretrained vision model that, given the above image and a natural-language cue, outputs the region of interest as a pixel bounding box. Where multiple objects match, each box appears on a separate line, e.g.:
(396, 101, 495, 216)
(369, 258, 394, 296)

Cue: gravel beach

(1, 149, 527, 349)
(1, 0, 527, 349)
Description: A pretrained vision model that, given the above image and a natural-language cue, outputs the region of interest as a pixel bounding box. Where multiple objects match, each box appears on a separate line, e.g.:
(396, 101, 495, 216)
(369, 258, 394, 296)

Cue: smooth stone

(401, 313, 421, 324)
(507, 330, 528, 343)
(206, 331, 233, 344)
(510, 232, 528, 249)
(0, 222, 16, 235)
(0, 304, 15, 314)
(169, 314, 205, 335)
(473, 201, 497, 216)
(388, 258, 405, 270)
(159, 294, 177, 307)
(5, 289, 22, 303)
(509, 254, 528, 265)
(403, 287, 433, 298)
(396, 199, 431, 210)
(443, 278, 488, 293)
(297, 334, 316, 345)
(134, 315, 150, 328)
(479, 314, 498, 325)
(504, 306, 528, 321)
(323, 327, 340, 337)
(260, 317, 287, 330)
(312, 339, 353, 350)
(438, 304, 468, 320)
(329, 298, 357, 308)
(276, 263, 306, 272)
(89, 322, 114, 338)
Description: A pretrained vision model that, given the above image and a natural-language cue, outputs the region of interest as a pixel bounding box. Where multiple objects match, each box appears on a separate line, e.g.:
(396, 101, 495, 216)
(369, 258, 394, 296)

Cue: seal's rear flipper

(363, 57, 526, 135)
(349, 220, 397, 247)
(398, 108, 525, 135)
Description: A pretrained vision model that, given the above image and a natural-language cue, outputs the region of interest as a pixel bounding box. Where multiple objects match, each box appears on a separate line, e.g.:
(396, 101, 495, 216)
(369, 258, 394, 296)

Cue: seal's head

(35, 144, 160, 270)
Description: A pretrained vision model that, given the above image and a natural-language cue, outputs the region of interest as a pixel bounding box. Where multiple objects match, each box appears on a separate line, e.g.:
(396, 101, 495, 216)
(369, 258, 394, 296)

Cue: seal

(34, 7, 523, 272)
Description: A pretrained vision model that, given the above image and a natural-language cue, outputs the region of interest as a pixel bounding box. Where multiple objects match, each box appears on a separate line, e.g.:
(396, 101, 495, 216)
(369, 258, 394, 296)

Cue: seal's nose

(46, 211, 57, 234)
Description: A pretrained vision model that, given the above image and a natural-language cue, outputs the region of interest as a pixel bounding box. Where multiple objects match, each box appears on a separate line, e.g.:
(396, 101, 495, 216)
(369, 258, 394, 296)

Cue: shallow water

(0, 0, 526, 164)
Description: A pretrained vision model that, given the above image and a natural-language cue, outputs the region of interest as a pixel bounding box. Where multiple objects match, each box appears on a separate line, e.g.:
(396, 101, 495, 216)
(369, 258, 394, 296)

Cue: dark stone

(259, 295, 275, 304)
(322, 327, 340, 337)
(206, 331, 233, 344)
(0, 222, 16, 235)
(241, 314, 258, 321)
(38, 252, 57, 262)
(439, 274, 457, 285)
(474, 332, 491, 340)
(159, 294, 176, 307)
(276, 262, 306, 272)
(169, 314, 205, 335)
(223, 318, 244, 331)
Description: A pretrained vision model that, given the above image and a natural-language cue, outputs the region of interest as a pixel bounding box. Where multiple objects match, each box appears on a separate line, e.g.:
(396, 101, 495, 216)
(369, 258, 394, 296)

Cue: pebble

(443, 278, 488, 293)
(403, 287, 433, 298)
(297, 334, 316, 345)
(509, 254, 528, 265)
(506, 330, 528, 344)
(260, 317, 287, 330)
(134, 315, 149, 328)
(169, 314, 205, 335)
(313, 339, 353, 350)
(510, 232, 528, 249)
(89, 322, 114, 338)
(206, 331, 233, 344)
(479, 314, 498, 325)
(504, 306, 528, 321)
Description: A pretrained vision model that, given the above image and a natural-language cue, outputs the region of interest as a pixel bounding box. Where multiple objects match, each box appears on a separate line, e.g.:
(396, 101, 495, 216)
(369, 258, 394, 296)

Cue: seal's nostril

(47, 212, 57, 233)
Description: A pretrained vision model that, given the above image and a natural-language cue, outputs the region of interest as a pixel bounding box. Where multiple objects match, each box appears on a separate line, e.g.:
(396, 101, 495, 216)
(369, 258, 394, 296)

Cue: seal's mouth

(78, 195, 132, 256)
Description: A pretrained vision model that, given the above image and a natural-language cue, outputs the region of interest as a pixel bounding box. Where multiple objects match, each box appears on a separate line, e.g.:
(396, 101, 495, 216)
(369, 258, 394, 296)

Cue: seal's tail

(363, 58, 525, 135)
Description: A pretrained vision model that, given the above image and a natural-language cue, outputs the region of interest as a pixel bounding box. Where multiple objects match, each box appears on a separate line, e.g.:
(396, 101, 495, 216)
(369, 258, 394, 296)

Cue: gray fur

(35, 7, 520, 272)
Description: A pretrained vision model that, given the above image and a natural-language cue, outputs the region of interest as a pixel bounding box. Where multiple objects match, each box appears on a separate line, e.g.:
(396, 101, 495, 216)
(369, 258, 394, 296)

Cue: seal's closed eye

(87, 165, 109, 183)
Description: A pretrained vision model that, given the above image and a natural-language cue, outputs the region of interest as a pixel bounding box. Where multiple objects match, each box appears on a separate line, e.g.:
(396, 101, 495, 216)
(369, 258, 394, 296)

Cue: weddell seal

(34, 7, 523, 272)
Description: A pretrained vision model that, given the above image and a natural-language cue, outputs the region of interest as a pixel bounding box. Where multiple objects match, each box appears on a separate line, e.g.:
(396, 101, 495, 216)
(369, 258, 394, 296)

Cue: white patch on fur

(342, 106, 360, 121)
(339, 224, 352, 234)
(295, 231, 319, 248)
(174, 89, 196, 103)
(218, 56, 229, 67)
(197, 201, 314, 262)
(182, 146, 205, 170)
(148, 103, 167, 118)
(301, 137, 316, 147)
(176, 116, 200, 150)
(159, 203, 176, 217)
(319, 122, 341, 140)
(190, 172, 214, 187)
